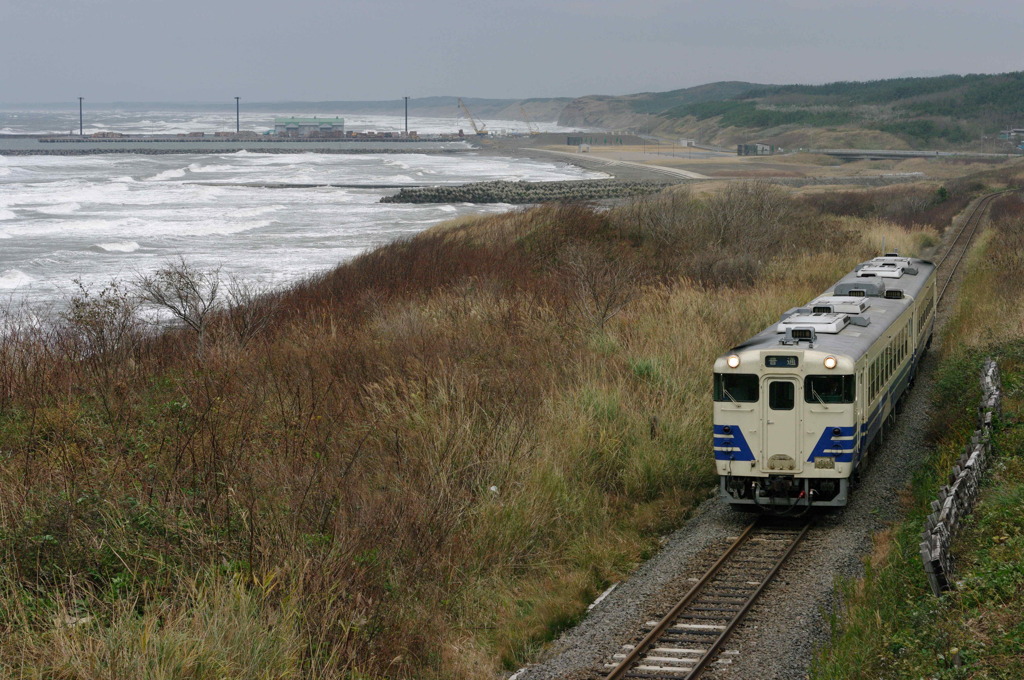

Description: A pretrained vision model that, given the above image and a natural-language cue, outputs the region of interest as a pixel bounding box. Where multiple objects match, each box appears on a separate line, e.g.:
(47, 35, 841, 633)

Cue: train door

(761, 377, 803, 474)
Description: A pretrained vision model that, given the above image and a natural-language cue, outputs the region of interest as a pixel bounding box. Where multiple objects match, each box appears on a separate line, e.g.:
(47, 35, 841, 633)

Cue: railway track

(587, 189, 1010, 680)
(600, 518, 811, 679)
(936, 189, 1014, 303)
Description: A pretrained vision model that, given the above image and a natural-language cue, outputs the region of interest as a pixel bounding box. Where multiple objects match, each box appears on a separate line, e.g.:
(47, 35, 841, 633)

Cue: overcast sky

(2, 0, 1022, 103)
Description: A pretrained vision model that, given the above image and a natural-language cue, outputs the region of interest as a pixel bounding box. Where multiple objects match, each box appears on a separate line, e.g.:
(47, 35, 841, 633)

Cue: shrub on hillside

(801, 184, 971, 230)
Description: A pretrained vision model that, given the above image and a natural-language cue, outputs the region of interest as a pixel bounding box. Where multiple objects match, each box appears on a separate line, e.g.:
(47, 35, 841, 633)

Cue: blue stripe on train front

(808, 426, 857, 463)
(713, 424, 755, 461)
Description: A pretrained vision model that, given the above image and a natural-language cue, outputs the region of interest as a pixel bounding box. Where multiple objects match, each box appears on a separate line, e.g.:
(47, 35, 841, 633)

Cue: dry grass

(3, 573, 305, 680)
(0, 182, 959, 679)
(941, 192, 1024, 349)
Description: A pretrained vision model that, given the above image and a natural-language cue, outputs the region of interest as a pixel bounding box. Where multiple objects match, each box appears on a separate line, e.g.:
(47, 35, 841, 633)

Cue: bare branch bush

(60, 279, 143, 360)
(620, 190, 698, 246)
(58, 279, 144, 420)
(560, 244, 641, 330)
(0, 301, 55, 412)
(135, 257, 222, 357)
(701, 180, 799, 249)
(225, 274, 280, 347)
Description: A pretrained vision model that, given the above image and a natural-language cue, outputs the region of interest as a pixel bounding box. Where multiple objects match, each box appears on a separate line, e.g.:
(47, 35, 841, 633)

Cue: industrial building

(737, 142, 775, 156)
(274, 117, 346, 137)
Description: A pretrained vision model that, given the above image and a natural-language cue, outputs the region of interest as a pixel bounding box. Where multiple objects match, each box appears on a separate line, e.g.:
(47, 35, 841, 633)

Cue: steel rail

(603, 519, 811, 680)
(603, 520, 760, 680)
(682, 520, 813, 679)
(937, 190, 1015, 302)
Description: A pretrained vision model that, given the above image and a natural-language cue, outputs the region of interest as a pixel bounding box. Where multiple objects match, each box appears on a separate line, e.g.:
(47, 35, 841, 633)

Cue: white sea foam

(148, 167, 187, 181)
(0, 113, 604, 309)
(91, 241, 141, 253)
(0, 269, 33, 289)
(35, 203, 82, 215)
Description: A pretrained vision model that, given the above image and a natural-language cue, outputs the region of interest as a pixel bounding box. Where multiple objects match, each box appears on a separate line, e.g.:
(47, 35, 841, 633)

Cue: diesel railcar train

(713, 254, 937, 512)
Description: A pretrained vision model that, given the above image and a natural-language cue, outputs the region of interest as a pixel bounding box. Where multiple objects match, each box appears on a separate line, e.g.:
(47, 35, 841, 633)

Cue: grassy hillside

(556, 82, 761, 131)
(0, 179, 988, 679)
(560, 72, 1024, 150)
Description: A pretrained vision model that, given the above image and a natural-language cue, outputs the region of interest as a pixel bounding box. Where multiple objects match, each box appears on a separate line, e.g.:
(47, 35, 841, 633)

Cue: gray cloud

(2, 0, 1022, 103)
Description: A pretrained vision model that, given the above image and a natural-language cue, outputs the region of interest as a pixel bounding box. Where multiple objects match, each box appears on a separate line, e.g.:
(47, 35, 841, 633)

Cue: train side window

(768, 381, 795, 410)
(714, 374, 759, 402)
(805, 375, 855, 403)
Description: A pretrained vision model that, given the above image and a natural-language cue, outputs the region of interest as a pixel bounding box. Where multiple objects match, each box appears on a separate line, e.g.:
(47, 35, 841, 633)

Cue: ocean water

(0, 108, 572, 137)
(0, 110, 602, 309)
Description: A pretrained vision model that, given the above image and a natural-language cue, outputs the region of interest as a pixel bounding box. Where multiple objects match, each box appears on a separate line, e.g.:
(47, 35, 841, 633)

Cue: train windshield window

(805, 375, 855, 404)
(714, 374, 759, 402)
(768, 381, 795, 410)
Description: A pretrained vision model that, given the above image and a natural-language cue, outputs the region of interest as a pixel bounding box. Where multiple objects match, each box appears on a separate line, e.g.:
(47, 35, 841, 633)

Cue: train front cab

(715, 351, 856, 512)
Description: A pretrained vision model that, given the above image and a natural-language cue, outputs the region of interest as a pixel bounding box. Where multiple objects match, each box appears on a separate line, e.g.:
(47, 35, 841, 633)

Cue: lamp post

(78, 97, 83, 136)
(404, 96, 409, 137)
(234, 96, 240, 133)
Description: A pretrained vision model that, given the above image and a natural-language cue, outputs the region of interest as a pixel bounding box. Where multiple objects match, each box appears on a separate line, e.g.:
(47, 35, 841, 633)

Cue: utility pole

(78, 96, 83, 135)
(235, 96, 240, 133)
(404, 96, 409, 137)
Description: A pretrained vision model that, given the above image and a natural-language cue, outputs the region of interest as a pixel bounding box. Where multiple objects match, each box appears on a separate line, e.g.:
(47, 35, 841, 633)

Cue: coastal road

(530, 148, 712, 180)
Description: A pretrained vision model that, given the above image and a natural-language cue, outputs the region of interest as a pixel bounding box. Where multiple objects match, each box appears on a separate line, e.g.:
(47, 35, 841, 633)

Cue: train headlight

(727, 354, 741, 368)
(823, 355, 838, 370)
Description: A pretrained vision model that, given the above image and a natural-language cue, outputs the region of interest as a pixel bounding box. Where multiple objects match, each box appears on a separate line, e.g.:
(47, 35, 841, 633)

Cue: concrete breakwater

(380, 179, 672, 204)
(0, 135, 471, 156)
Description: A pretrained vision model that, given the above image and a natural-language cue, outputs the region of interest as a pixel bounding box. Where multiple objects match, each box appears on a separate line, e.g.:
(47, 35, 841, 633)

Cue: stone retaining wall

(920, 359, 1001, 596)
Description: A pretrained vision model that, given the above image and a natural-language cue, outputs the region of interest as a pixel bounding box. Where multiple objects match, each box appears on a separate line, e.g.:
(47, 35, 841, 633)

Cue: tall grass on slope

(941, 192, 1024, 350)
(0, 183, 940, 678)
(2, 572, 305, 680)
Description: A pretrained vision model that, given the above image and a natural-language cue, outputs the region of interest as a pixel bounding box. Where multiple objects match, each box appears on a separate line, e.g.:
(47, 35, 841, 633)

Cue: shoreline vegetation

(1, 163, 1021, 678)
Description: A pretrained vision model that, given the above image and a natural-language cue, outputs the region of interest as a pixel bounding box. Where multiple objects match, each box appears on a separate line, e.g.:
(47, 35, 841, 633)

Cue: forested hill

(557, 72, 1024, 149)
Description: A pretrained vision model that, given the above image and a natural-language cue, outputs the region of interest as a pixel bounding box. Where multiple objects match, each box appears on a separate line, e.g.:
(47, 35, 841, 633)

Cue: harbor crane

(519, 105, 540, 135)
(457, 98, 488, 136)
